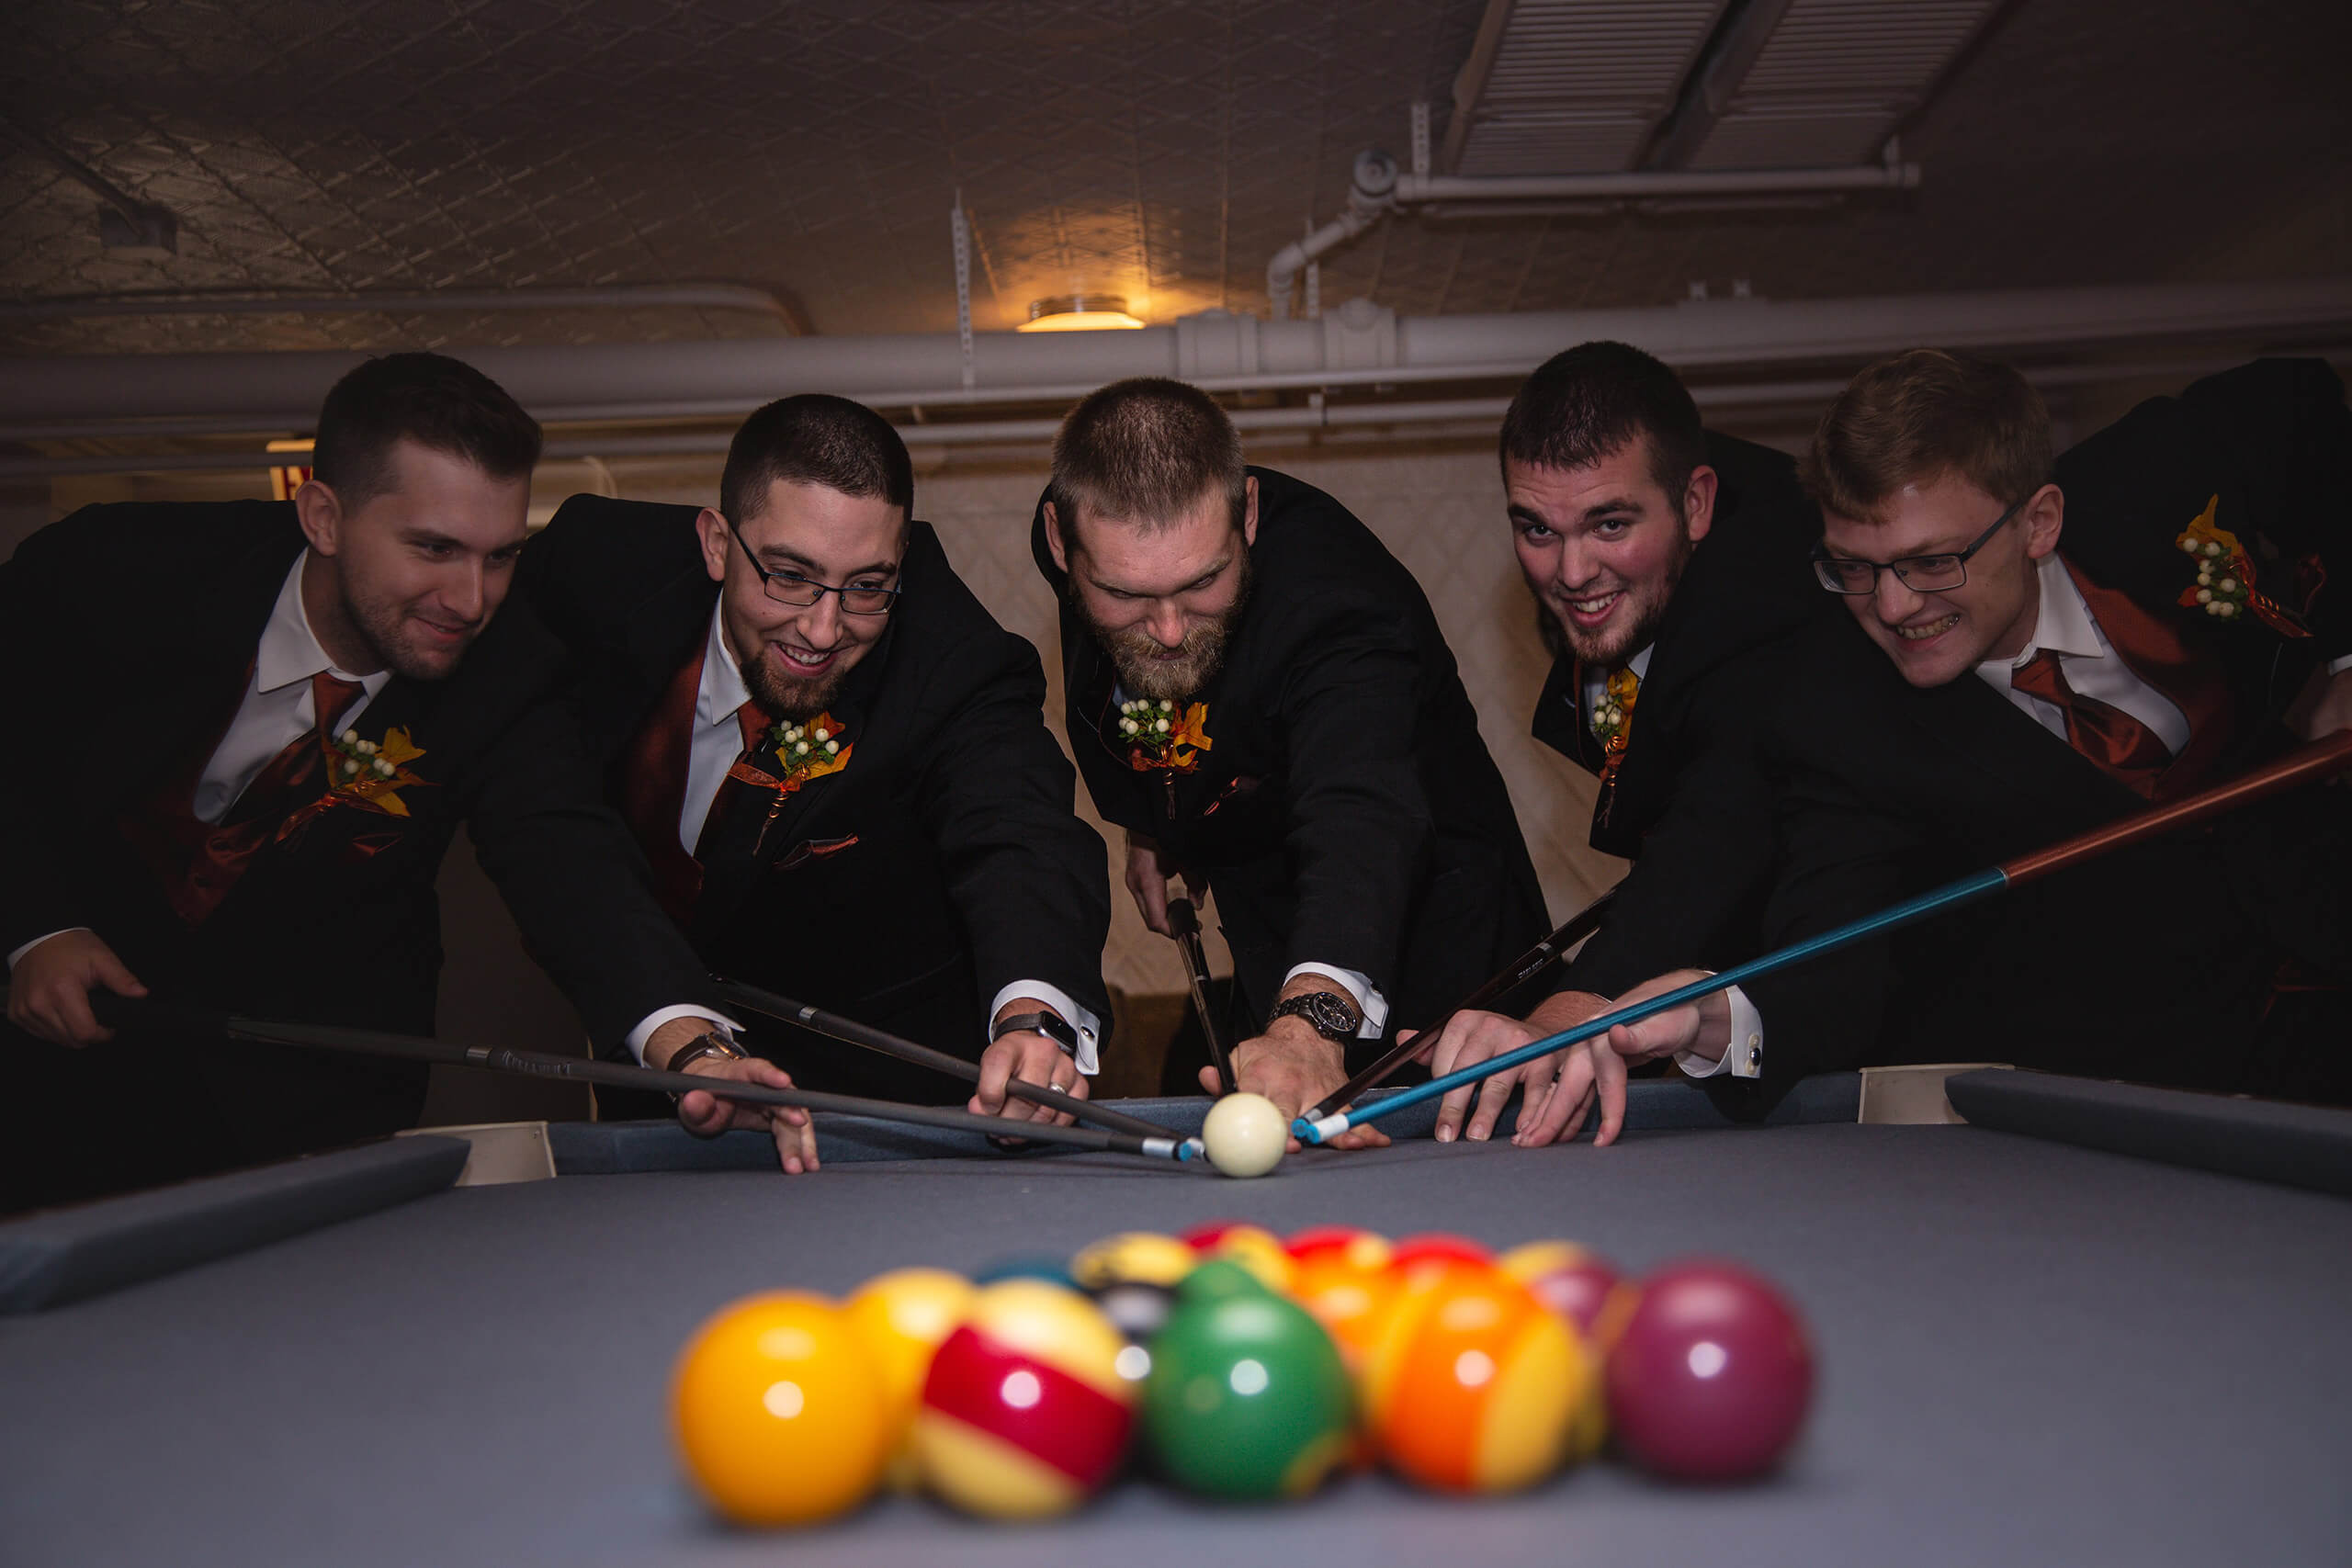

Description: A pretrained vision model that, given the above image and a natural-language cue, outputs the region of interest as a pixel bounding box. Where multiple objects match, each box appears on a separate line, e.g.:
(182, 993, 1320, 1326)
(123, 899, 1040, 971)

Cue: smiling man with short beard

(1035, 377, 1547, 1142)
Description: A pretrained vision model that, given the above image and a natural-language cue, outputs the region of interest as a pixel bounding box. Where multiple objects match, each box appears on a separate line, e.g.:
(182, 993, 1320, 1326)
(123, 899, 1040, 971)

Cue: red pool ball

(1387, 1233, 1491, 1280)
(1604, 1259, 1814, 1482)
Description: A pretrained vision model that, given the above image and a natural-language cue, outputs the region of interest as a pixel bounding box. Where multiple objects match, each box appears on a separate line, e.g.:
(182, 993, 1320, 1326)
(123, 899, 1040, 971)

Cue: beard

(1071, 553, 1251, 702)
(742, 649, 850, 724)
(1534, 513, 1695, 670)
(343, 587, 480, 682)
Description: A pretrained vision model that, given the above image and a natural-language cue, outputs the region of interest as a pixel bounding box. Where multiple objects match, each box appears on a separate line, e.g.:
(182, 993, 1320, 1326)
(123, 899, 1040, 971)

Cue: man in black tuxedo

(1587, 354, 2352, 1118)
(1, 354, 775, 1213)
(1401, 342, 1832, 1145)
(1033, 377, 1549, 1144)
(519, 395, 1112, 1128)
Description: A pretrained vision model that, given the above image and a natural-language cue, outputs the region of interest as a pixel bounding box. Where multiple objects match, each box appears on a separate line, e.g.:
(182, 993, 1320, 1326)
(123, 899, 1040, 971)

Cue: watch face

(1276, 992, 1357, 1040)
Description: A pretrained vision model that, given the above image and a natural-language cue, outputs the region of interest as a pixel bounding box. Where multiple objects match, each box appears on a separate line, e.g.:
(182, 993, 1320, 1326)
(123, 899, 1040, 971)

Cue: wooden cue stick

(1300, 728, 2352, 1143)
(1167, 896, 1237, 1096)
(1301, 884, 1623, 1122)
(90, 1000, 1196, 1162)
(710, 977, 1185, 1141)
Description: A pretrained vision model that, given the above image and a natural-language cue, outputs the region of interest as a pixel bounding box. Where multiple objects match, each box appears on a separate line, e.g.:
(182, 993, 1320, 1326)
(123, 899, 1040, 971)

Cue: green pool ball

(1174, 1258, 1272, 1307)
(1144, 1290, 1352, 1499)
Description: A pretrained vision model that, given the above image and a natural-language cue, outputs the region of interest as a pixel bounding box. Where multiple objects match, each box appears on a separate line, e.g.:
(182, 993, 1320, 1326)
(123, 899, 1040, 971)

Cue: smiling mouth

(1560, 589, 1623, 624)
(775, 644, 837, 673)
(1893, 614, 1962, 644)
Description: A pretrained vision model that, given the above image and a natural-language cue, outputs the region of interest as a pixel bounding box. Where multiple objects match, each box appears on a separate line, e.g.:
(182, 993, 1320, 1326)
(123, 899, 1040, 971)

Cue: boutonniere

(2176, 494, 2312, 637)
(277, 726, 429, 842)
(745, 712, 853, 795)
(1589, 667, 1639, 787)
(1118, 697, 1213, 773)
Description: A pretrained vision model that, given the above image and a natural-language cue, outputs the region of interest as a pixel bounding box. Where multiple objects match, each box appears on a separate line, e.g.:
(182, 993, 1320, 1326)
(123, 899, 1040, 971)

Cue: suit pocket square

(773, 833, 861, 874)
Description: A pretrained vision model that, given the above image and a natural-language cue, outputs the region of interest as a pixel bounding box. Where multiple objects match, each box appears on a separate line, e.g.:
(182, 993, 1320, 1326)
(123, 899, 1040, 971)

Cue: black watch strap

(1267, 990, 1362, 1043)
(991, 1010, 1081, 1057)
(664, 1032, 749, 1101)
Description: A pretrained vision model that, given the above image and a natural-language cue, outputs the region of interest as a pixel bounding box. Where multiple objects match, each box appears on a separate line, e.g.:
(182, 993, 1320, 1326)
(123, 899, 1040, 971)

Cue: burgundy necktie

(691, 699, 779, 860)
(2010, 649, 2171, 797)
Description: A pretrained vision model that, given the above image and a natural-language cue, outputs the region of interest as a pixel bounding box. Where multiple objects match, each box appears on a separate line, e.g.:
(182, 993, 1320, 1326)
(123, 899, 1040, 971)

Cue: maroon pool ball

(1604, 1259, 1814, 1482)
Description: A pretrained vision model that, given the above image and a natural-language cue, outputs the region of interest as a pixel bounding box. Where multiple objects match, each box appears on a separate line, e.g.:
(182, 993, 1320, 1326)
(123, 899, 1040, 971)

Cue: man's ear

(2020, 482, 2065, 560)
(1682, 465, 1720, 546)
(1043, 500, 1071, 574)
(695, 507, 732, 584)
(293, 479, 343, 557)
(1240, 475, 1260, 548)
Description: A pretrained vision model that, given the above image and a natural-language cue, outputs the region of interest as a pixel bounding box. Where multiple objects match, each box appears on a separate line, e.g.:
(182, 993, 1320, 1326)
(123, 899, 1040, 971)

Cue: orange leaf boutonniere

(760, 712, 854, 794)
(2176, 494, 2312, 637)
(1119, 697, 1214, 773)
(277, 725, 430, 842)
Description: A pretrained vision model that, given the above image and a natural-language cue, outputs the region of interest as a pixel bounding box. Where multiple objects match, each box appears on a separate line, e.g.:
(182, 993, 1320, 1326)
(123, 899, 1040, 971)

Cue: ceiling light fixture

(1019, 294, 1144, 332)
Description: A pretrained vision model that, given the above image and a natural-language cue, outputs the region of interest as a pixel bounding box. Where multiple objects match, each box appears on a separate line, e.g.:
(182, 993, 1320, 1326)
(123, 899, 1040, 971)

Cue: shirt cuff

(2327, 653, 2352, 676)
(7, 929, 89, 971)
(1674, 983, 1763, 1080)
(988, 981, 1103, 1076)
(1281, 964, 1389, 1039)
(624, 1005, 744, 1066)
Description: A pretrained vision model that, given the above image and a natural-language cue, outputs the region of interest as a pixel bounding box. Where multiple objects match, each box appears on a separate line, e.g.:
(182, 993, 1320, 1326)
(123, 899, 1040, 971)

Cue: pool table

(3, 1068, 2348, 1566)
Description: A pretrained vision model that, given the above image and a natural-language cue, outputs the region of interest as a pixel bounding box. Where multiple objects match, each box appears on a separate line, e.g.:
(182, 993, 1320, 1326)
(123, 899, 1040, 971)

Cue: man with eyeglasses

(517, 394, 1112, 1156)
(1571, 352, 2352, 1122)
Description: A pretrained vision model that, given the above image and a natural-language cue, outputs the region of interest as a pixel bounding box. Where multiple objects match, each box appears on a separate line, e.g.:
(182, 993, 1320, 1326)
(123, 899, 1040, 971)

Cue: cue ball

(1200, 1092, 1287, 1178)
(1605, 1259, 1815, 1482)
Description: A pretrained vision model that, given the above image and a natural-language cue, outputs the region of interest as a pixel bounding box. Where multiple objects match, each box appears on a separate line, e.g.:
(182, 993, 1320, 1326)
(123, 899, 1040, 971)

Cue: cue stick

(1298, 728, 2352, 1144)
(1167, 895, 1238, 1096)
(710, 976, 1186, 1141)
(1300, 883, 1623, 1122)
(85, 1000, 1196, 1163)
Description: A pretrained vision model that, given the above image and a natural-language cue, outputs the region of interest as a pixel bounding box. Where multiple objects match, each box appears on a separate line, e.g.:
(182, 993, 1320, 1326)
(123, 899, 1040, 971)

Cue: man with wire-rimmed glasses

(516, 395, 1113, 1160)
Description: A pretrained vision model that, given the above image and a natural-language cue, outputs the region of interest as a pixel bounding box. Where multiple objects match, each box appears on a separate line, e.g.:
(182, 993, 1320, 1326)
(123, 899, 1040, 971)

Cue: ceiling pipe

(4, 278, 2348, 446)
(0, 355, 2312, 484)
(0, 283, 806, 332)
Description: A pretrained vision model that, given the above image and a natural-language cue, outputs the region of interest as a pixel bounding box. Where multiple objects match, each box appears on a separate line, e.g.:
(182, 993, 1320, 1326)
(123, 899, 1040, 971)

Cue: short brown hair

(312, 352, 542, 505)
(1803, 348, 2052, 522)
(1499, 341, 1706, 502)
(1047, 378, 1245, 536)
(721, 393, 913, 526)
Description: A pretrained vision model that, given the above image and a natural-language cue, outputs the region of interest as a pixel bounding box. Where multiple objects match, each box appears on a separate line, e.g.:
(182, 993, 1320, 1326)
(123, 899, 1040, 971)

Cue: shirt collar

(696, 602, 752, 730)
(256, 552, 392, 698)
(1576, 642, 1654, 704)
(1977, 551, 2107, 685)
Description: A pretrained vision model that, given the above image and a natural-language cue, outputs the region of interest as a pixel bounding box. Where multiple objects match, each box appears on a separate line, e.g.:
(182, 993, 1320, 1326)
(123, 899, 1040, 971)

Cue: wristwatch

(1266, 989, 1362, 1043)
(991, 1010, 1081, 1058)
(664, 1032, 750, 1101)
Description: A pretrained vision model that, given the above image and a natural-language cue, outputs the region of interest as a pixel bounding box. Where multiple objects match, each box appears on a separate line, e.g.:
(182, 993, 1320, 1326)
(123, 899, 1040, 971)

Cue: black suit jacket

(1, 501, 715, 1206)
(520, 496, 1112, 1103)
(1732, 358, 2352, 1109)
(1530, 431, 1835, 998)
(1034, 467, 1549, 1050)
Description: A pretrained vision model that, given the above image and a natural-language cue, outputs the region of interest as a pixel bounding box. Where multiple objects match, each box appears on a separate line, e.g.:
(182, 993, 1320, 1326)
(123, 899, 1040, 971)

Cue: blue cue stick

(1295, 870, 2007, 1143)
(1296, 728, 2352, 1145)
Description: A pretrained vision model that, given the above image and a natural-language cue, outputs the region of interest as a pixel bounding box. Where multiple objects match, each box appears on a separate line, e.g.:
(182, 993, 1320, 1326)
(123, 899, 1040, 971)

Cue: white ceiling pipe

(4, 279, 2347, 442)
(0, 284, 804, 328)
(1268, 151, 1401, 322)
(1389, 162, 1922, 204)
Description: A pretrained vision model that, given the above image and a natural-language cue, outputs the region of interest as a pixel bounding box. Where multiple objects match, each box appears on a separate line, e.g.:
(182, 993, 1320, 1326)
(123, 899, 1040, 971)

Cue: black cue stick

(710, 977, 1185, 1141)
(1167, 895, 1237, 1096)
(86, 999, 1196, 1163)
(1300, 882, 1623, 1123)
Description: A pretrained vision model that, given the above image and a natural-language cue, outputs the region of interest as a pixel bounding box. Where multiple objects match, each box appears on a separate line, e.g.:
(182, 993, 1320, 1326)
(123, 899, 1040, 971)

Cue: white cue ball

(1200, 1092, 1287, 1178)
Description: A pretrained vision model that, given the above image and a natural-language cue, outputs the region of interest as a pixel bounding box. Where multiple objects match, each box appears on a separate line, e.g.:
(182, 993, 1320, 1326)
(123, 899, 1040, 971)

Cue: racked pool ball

(1144, 1288, 1353, 1498)
(1605, 1259, 1814, 1482)
(1387, 1233, 1493, 1282)
(1195, 1222, 1296, 1295)
(1360, 1260, 1597, 1494)
(913, 1279, 1138, 1518)
(972, 1254, 1077, 1289)
(1498, 1240, 1624, 1340)
(844, 1268, 975, 1490)
(1069, 1231, 1197, 1293)
(1285, 1224, 1392, 1271)
(1176, 1257, 1274, 1306)
(672, 1291, 891, 1527)
(1200, 1091, 1288, 1178)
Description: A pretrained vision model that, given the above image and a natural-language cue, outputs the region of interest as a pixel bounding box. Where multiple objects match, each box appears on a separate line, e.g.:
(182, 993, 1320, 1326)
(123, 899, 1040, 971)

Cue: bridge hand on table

(1201, 1027, 1389, 1151)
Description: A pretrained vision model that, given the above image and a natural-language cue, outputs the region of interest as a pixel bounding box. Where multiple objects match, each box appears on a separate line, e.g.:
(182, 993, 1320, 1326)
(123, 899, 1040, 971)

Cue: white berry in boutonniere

(758, 712, 854, 795)
(1119, 696, 1213, 773)
(2176, 493, 2312, 636)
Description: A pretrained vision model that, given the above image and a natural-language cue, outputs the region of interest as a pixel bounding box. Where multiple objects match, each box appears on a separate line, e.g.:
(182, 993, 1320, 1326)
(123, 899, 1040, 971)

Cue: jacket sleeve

(1271, 604, 1435, 987)
(0, 521, 105, 954)
(912, 624, 1115, 1025)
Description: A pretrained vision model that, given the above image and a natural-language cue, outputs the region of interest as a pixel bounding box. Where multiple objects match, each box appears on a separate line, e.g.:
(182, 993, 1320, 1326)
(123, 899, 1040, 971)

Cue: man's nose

(798, 590, 844, 647)
(1145, 603, 1189, 649)
(441, 561, 486, 623)
(1871, 569, 1924, 625)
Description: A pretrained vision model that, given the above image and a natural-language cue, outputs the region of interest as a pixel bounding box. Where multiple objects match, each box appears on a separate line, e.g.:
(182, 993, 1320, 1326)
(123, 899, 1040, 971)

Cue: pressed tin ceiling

(0, 0, 2346, 359)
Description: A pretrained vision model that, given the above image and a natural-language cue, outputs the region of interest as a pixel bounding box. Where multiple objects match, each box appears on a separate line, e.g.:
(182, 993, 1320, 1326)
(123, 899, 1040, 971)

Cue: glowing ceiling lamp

(1019, 294, 1145, 332)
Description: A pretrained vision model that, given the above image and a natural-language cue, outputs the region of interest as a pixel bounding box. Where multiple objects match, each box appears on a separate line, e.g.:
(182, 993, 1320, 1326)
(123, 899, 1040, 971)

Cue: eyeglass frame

(1809, 492, 2031, 595)
(720, 512, 903, 615)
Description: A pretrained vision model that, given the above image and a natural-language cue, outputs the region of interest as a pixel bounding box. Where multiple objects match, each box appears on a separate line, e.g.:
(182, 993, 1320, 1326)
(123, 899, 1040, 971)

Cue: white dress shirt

(1573, 641, 1761, 1081)
(656, 606, 1103, 1072)
(1975, 552, 2193, 752)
